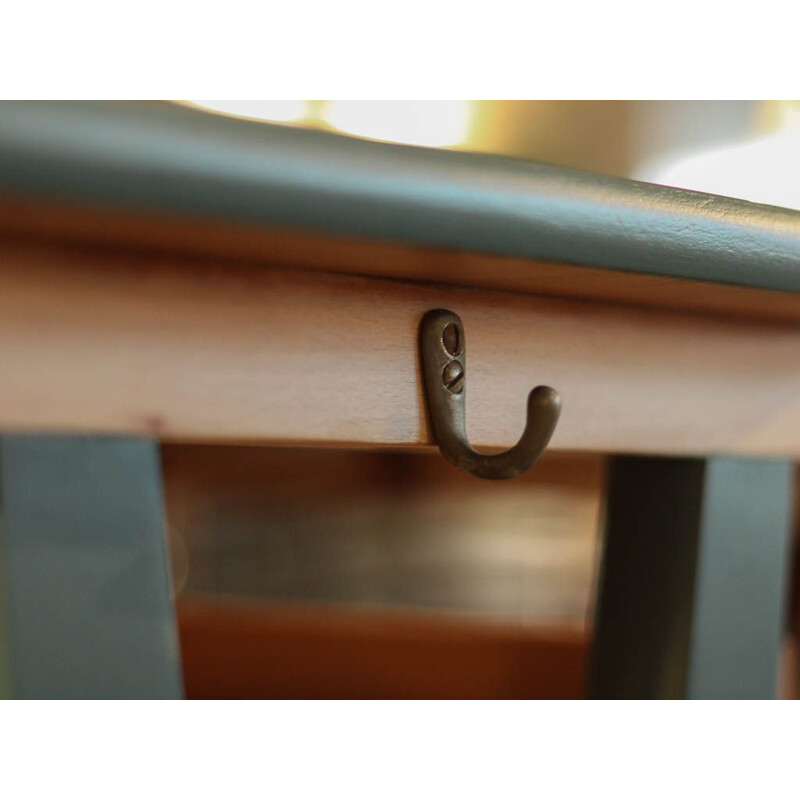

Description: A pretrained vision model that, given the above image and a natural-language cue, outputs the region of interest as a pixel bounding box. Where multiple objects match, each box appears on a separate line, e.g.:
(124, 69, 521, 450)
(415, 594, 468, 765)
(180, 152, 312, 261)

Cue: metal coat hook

(419, 309, 561, 480)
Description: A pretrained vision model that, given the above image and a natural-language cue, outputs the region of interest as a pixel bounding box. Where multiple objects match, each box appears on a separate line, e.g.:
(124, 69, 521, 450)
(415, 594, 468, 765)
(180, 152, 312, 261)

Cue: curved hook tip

(528, 385, 562, 416)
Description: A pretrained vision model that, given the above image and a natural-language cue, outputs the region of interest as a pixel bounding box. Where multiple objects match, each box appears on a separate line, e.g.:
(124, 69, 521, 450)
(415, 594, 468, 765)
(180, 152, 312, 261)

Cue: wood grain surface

(178, 597, 589, 699)
(0, 239, 799, 455)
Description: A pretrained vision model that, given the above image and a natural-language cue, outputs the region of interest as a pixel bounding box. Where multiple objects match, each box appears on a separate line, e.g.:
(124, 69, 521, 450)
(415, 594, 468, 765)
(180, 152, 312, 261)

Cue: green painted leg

(0, 436, 183, 699)
(590, 456, 793, 699)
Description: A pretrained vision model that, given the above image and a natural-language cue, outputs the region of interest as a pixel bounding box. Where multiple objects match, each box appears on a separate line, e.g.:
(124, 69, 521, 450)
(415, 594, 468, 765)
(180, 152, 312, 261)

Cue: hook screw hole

(442, 323, 462, 356)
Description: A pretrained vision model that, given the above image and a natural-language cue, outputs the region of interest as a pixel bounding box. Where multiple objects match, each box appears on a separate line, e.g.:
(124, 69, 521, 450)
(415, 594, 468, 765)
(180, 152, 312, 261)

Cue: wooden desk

(0, 101, 797, 698)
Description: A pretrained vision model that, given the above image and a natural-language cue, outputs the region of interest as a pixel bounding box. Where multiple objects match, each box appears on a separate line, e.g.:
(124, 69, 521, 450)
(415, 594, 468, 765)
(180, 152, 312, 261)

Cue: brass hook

(419, 309, 561, 480)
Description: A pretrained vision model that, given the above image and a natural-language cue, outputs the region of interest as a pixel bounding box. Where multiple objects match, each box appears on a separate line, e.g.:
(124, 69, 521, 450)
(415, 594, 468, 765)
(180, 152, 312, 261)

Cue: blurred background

(185, 100, 800, 208)
(159, 98, 800, 701)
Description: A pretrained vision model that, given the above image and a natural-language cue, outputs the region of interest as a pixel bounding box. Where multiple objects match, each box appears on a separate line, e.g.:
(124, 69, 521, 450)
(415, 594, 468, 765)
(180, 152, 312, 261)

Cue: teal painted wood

(0, 436, 183, 699)
(590, 456, 793, 699)
(0, 102, 799, 292)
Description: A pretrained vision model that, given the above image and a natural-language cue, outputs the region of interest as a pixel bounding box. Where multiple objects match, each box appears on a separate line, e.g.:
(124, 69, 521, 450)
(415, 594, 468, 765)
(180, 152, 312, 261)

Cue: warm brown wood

(3, 196, 800, 323)
(162, 447, 603, 622)
(1, 239, 800, 454)
(177, 596, 588, 699)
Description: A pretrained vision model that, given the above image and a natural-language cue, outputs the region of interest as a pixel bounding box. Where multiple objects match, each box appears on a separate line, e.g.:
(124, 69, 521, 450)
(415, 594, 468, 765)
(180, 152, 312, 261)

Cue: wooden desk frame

(0, 102, 797, 699)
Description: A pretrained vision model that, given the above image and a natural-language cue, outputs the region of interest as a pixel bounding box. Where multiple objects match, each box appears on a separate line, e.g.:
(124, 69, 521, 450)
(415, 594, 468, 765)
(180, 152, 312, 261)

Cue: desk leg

(589, 456, 793, 699)
(0, 436, 183, 699)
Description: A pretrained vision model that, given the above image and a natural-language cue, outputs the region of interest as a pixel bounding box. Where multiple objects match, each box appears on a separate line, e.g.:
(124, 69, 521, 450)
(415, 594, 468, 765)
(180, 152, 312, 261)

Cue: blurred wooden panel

(1, 241, 800, 455)
(164, 448, 603, 624)
(178, 597, 588, 699)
